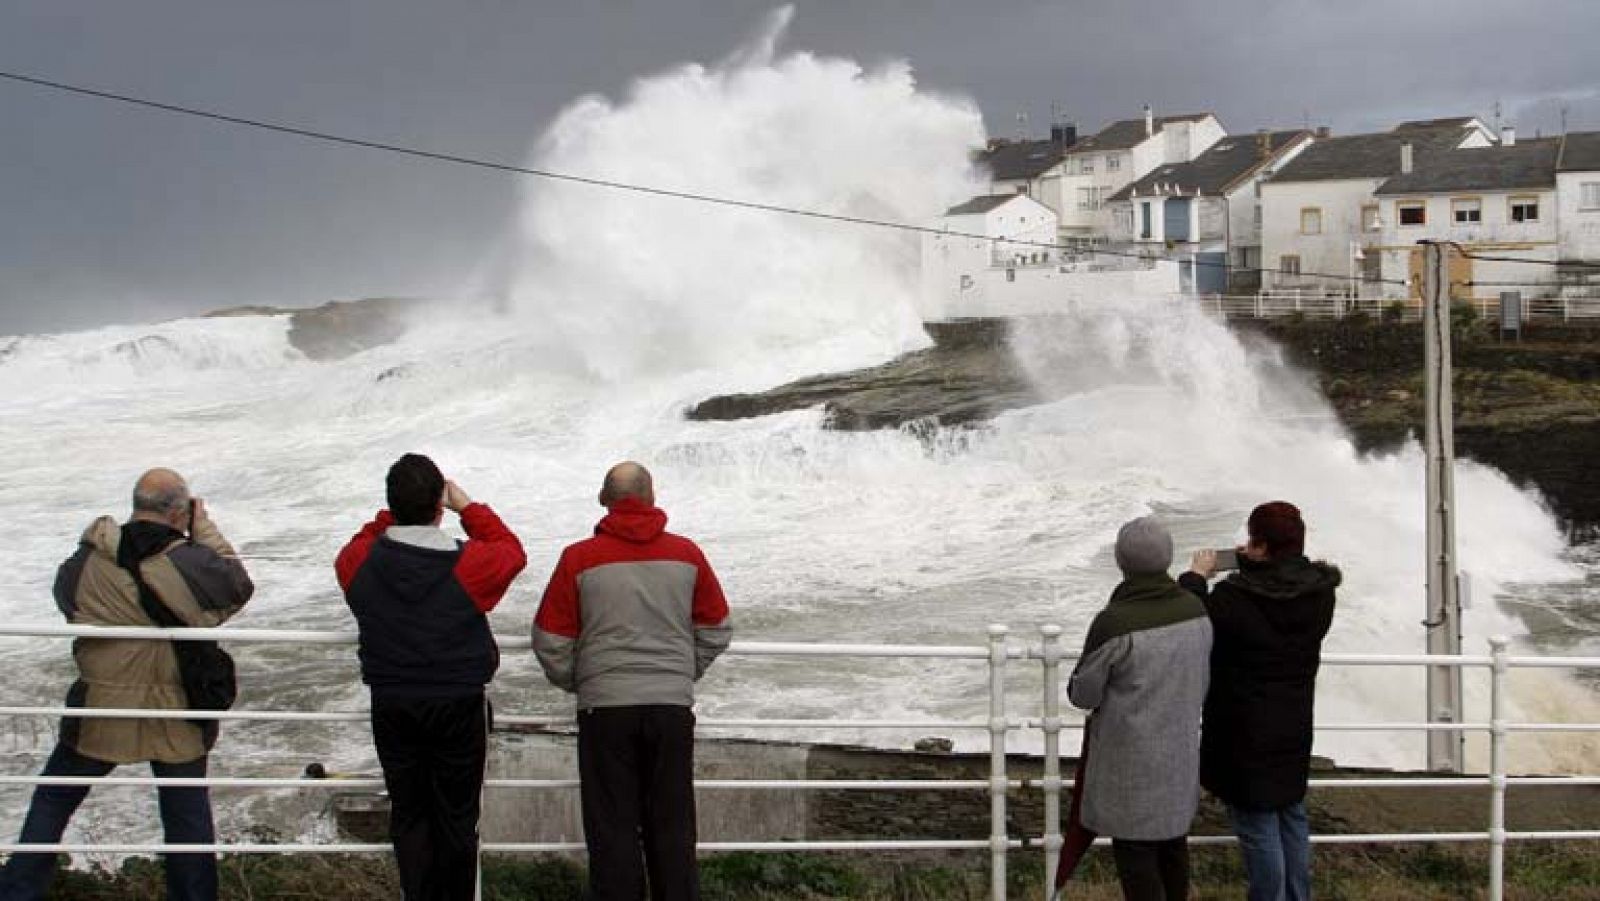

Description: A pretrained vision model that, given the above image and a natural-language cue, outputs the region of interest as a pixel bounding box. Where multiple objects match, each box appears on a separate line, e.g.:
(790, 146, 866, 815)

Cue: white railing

(0, 624, 1597, 900)
(1198, 292, 1600, 323)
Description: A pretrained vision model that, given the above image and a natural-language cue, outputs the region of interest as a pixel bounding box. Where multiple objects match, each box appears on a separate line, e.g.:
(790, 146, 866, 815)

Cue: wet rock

(913, 737, 954, 754)
(687, 319, 1037, 431)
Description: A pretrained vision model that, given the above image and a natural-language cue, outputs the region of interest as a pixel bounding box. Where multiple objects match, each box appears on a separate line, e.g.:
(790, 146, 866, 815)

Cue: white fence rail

(0, 624, 1596, 900)
(1198, 292, 1600, 323)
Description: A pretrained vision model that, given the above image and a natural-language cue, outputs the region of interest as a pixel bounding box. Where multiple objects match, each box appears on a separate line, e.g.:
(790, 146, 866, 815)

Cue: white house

(1556, 132, 1600, 279)
(1052, 108, 1227, 238)
(1260, 118, 1494, 298)
(1104, 129, 1314, 293)
(918, 192, 1180, 320)
(1371, 132, 1561, 300)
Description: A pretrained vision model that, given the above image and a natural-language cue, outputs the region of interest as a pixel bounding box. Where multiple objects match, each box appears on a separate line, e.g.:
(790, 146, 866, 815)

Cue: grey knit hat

(1114, 516, 1173, 575)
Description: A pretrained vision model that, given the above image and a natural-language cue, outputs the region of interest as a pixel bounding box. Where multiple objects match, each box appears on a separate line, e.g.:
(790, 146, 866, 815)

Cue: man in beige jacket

(0, 469, 253, 901)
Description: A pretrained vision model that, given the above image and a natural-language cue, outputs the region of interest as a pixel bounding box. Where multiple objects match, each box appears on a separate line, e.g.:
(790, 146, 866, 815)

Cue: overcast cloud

(3, 0, 1597, 334)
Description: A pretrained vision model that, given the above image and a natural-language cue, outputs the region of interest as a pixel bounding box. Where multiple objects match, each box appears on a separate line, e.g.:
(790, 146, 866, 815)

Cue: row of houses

(921, 107, 1600, 317)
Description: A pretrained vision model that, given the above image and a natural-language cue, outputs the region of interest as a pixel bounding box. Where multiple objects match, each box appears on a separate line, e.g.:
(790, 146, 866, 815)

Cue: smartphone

(187, 498, 198, 544)
(1213, 548, 1239, 571)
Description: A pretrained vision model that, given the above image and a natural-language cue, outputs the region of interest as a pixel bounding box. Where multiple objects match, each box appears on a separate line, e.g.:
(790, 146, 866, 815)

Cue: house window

(1398, 201, 1426, 226)
(1114, 207, 1135, 234)
(1452, 198, 1482, 225)
(1140, 202, 1152, 239)
(1299, 208, 1322, 235)
(1510, 196, 1540, 222)
(1081, 157, 1095, 174)
(1253, 205, 1262, 229)
(1361, 205, 1381, 231)
(1107, 154, 1121, 172)
(1584, 182, 1600, 210)
(1280, 255, 1302, 276)
(1077, 187, 1095, 211)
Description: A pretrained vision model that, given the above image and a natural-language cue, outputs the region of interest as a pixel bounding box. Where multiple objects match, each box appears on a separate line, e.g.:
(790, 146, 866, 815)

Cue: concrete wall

(1558, 171, 1600, 261)
(932, 259, 1181, 319)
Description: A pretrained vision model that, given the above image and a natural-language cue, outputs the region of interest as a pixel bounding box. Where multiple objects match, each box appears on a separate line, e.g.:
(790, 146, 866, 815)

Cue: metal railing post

(988, 624, 1010, 901)
(1489, 636, 1510, 901)
(1038, 625, 1064, 894)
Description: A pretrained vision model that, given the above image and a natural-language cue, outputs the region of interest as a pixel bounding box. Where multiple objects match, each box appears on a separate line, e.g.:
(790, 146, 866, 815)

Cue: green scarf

(1080, 572, 1208, 659)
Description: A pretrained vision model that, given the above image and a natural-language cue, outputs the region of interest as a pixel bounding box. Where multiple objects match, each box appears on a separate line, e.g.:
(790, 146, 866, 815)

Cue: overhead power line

(0, 68, 1408, 286)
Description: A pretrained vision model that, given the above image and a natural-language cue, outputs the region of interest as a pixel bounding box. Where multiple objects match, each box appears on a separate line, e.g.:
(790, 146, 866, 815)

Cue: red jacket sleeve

(534, 548, 582, 639)
(691, 549, 730, 626)
(454, 503, 528, 613)
(335, 510, 395, 592)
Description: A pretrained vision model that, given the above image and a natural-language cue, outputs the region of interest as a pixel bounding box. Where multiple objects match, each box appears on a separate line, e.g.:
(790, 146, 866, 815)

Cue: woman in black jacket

(1180, 501, 1339, 901)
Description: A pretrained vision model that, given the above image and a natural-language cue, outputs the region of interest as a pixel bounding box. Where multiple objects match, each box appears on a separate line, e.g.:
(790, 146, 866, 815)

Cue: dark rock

(286, 298, 423, 361)
(687, 319, 1037, 431)
(913, 737, 955, 754)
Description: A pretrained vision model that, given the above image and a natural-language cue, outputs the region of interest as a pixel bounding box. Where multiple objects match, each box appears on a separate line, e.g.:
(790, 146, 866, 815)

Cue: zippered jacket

(533, 498, 731, 709)
(337, 504, 526, 698)
(56, 516, 254, 764)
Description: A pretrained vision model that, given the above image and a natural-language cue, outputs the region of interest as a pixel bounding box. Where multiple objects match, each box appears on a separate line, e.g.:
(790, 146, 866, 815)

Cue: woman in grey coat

(1068, 516, 1213, 901)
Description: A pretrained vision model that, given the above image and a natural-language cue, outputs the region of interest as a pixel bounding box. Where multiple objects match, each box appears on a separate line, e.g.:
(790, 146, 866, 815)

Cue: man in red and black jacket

(336, 453, 526, 901)
(534, 461, 731, 901)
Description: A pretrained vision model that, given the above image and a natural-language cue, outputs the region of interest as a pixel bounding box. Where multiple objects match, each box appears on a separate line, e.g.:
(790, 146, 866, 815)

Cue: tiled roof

(1069, 114, 1214, 153)
(1268, 125, 1470, 182)
(1374, 138, 1560, 194)
(1107, 130, 1312, 203)
(1557, 132, 1600, 172)
(943, 194, 1026, 216)
(979, 139, 1073, 181)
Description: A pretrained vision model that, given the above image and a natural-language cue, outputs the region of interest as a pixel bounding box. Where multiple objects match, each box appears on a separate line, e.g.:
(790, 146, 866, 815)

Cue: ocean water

(1, 8, 1595, 845)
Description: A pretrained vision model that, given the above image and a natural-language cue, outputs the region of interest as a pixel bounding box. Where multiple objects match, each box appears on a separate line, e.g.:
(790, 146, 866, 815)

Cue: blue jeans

(1227, 801, 1310, 901)
(0, 742, 216, 901)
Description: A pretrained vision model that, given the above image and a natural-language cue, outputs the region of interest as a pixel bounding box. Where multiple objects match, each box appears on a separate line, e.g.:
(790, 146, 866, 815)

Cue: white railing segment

(0, 624, 1595, 900)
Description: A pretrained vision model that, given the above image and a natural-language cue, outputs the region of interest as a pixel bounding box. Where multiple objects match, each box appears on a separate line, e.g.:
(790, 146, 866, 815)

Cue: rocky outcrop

(687, 319, 1036, 430)
(208, 298, 424, 361)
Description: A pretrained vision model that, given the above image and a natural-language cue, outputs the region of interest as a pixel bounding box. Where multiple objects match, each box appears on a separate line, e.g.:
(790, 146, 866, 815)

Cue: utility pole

(1422, 240, 1465, 772)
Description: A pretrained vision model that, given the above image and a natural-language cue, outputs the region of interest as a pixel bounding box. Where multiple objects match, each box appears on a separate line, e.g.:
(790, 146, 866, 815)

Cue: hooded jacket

(56, 515, 253, 764)
(533, 498, 731, 710)
(1067, 573, 1212, 840)
(1180, 555, 1340, 810)
(336, 504, 526, 698)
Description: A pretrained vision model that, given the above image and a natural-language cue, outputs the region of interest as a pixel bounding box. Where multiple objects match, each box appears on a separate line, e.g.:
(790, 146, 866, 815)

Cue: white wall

(1558, 171, 1600, 262)
(931, 260, 1183, 320)
(1374, 189, 1560, 295)
(1261, 178, 1385, 293)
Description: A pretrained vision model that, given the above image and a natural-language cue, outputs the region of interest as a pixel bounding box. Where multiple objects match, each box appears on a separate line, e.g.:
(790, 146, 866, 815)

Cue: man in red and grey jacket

(534, 461, 731, 901)
(336, 453, 526, 901)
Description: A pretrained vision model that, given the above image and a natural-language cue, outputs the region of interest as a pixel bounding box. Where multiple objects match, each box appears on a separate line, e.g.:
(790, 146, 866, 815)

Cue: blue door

(1164, 198, 1191, 242)
(1196, 252, 1228, 294)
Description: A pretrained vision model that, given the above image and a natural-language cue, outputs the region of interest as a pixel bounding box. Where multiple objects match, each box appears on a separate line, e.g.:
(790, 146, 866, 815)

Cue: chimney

(1144, 104, 1154, 137)
(1400, 142, 1414, 175)
(1501, 126, 1516, 146)
(1051, 122, 1078, 148)
(1256, 129, 1272, 160)
(1315, 126, 1331, 139)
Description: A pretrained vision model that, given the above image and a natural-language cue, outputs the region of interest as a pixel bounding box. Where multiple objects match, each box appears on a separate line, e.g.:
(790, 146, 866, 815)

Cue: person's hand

(189, 498, 208, 526)
(443, 480, 473, 513)
(1189, 549, 1217, 579)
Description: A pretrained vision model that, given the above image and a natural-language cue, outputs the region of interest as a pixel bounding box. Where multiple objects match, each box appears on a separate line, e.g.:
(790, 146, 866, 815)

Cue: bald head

(599, 461, 654, 508)
(131, 468, 191, 527)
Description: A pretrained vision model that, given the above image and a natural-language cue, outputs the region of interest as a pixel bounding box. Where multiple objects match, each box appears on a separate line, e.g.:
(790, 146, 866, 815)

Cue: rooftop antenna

(1561, 103, 1570, 135)
(1015, 111, 1029, 141)
(1492, 98, 1502, 131)
(1302, 108, 1311, 129)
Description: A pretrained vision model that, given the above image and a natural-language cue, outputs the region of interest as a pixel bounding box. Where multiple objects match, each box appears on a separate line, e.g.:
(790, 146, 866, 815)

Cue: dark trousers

(1110, 836, 1189, 901)
(371, 692, 489, 901)
(0, 742, 216, 901)
(577, 705, 698, 901)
